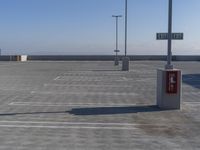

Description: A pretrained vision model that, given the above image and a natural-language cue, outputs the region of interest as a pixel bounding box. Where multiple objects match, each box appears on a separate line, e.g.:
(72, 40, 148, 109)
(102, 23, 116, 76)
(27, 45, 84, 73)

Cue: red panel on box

(166, 71, 178, 94)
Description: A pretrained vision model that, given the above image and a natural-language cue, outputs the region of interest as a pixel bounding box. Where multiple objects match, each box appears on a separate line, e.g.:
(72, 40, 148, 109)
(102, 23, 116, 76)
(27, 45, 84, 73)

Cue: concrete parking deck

(0, 61, 199, 150)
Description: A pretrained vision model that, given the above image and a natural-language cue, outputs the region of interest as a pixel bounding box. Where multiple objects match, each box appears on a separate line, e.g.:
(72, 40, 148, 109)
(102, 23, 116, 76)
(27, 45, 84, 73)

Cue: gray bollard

(114, 57, 119, 66)
(122, 57, 130, 71)
(157, 69, 182, 109)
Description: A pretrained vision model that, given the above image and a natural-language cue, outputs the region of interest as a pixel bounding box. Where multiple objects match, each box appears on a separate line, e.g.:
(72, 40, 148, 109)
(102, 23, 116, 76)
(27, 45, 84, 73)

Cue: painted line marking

(184, 102, 200, 103)
(0, 120, 139, 126)
(29, 91, 138, 96)
(43, 83, 133, 88)
(63, 71, 123, 74)
(0, 88, 30, 92)
(0, 120, 139, 130)
(62, 73, 124, 76)
(0, 121, 194, 130)
(184, 102, 200, 105)
(53, 76, 126, 81)
(0, 124, 138, 130)
(9, 102, 138, 107)
(53, 76, 60, 81)
(55, 79, 125, 82)
(136, 78, 155, 81)
(30, 91, 36, 94)
(122, 77, 128, 81)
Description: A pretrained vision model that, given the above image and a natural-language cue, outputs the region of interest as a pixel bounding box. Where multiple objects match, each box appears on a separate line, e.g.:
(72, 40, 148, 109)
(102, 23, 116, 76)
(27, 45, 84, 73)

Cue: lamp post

(122, 0, 130, 71)
(166, 0, 173, 69)
(125, 0, 128, 57)
(156, 0, 182, 110)
(112, 15, 122, 66)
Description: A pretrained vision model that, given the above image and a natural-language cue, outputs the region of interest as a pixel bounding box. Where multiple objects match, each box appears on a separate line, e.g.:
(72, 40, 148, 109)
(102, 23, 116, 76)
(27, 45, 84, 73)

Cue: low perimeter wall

(0, 55, 199, 61)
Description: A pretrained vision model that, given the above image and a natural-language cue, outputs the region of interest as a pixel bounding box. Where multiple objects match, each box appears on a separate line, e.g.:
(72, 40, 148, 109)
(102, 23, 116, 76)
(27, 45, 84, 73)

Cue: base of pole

(165, 64, 174, 70)
(157, 68, 182, 110)
(122, 57, 130, 71)
(114, 57, 119, 66)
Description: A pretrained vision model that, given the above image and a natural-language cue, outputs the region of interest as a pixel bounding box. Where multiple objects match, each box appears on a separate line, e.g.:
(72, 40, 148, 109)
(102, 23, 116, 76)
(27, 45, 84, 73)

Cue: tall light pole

(112, 15, 122, 65)
(166, 0, 173, 69)
(122, 0, 130, 71)
(125, 0, 128, 56)
(156, 0, 182, 110)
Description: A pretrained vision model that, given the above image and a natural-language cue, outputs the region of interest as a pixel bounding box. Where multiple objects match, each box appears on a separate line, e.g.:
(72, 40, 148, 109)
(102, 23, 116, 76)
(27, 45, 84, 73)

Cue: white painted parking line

(53, 76, 126, 81)
(9, 102, 138, 107)
(29, 91, 138, 96)
(63, 71, 123, 74)
(43, 83, 133, 88)
(135, 78, 155, 82)
(0, 124, 138, 130)
(30, 91, 36, 94)
(53, 76, 60, 80)
(184, 102, 200, 105)
(0, 120, 140, 130)
(0, 120, 139, 126)
(0, 88, 30, 92)
(122, 77, 129, 81)
(0, 121, 193, 130)
(55, 79, 125, 82)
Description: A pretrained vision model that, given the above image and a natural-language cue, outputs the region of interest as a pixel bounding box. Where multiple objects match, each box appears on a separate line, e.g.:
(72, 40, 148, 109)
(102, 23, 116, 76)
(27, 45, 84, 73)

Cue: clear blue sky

(0, 0, 200, 55)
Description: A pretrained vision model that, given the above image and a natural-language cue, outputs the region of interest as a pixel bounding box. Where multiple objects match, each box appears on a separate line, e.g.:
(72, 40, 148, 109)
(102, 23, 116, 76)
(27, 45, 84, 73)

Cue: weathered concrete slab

(0, 61, 199, 150)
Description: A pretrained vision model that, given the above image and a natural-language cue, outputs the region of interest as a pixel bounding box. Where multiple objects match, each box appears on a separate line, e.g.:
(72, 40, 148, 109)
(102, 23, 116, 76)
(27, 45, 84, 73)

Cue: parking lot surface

(0, 61, 199, 150)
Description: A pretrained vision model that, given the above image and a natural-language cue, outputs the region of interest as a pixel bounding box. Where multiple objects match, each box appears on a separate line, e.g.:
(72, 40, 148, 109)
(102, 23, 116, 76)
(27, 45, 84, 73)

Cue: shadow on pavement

(68, 105, 163, 116)
(0, 106, 165, 116)
(182, 74, 200, 89)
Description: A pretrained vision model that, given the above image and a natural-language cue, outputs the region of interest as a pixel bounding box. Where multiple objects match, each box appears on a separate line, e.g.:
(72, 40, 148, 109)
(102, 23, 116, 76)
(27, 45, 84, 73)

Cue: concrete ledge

(0, 55, 199, 61)
(27, 55, 200, 61)
(0, 56, 11, 61)
(0, 55, 27, 61)
(27, 55, 116, 61)
(27, 55, 168, 61)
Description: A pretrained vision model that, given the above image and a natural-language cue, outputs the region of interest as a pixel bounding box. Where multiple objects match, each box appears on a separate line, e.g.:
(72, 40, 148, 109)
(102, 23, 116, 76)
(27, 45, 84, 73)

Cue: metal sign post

(122, 0, 130, 71)
(167, 0, 173, 69)
(156, 0, 183, 69)
(112, 15, 122, 66)
(156, 0, 182, 110)
(125, 0, 128, 57)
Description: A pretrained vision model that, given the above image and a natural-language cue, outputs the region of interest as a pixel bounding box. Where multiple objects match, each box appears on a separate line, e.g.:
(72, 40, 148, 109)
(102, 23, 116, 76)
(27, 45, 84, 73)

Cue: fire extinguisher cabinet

(157, 69, 182, 109)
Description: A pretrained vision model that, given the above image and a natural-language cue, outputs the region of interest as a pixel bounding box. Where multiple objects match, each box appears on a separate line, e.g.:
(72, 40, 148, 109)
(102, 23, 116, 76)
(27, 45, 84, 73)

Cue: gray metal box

(122, 57, 130, 71)
(157, 69, 182, 109)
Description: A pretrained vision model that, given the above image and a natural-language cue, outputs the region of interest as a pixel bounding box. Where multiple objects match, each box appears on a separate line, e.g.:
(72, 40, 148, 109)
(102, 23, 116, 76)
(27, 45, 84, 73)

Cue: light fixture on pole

(112, 15, 122, 66)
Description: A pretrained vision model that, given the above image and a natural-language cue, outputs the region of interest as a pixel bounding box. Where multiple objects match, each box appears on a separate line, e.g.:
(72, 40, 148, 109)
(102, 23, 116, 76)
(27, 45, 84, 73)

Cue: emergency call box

(166, 71, 178, 94)
(157, 69, 182, 109)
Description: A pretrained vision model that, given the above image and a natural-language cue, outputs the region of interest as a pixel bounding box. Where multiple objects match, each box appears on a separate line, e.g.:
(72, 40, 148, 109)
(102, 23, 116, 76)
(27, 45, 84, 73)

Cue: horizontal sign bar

(157, 33, 184, 40)
(114, 50, 120, 52)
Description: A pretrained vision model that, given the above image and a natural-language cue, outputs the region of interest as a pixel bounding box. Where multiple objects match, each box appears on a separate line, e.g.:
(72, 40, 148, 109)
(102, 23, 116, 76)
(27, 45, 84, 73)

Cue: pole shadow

(182, 74, 200, 89)
(0, 106, 165, 117)
(68, 105, 164, 116)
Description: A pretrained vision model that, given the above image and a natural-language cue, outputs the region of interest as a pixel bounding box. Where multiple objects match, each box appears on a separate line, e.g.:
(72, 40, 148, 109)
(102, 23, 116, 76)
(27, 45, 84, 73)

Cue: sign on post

(166, 71, 178, 94)
(157, 33, 184, 40)
(114, 50, 120, 53)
